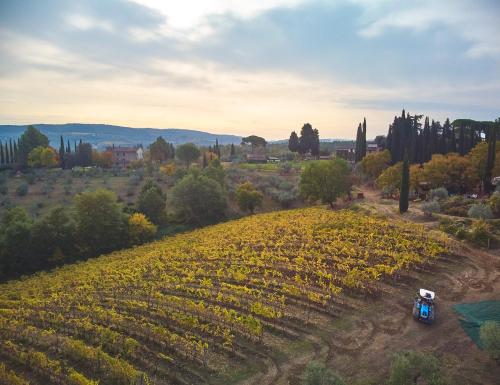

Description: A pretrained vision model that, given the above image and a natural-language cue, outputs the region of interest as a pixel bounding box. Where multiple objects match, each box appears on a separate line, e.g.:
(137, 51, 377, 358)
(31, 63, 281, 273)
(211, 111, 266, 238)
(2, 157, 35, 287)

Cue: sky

(0, 0, 499, 140)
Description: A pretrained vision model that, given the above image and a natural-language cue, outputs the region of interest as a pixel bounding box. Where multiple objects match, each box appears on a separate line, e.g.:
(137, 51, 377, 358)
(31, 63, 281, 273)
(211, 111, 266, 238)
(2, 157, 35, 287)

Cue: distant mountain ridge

(0, 123, 242, 149)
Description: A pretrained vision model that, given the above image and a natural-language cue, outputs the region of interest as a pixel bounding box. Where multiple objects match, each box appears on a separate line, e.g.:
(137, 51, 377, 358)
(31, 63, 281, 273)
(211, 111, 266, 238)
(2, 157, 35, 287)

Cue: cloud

(356, 0, 500, 59)
(65, 14, 115, 32)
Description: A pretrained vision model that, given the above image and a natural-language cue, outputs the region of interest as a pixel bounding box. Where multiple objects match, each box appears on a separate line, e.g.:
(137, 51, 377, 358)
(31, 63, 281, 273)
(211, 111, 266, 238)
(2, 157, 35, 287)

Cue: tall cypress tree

(13, 141, 18, 162)
(4, 142, 10, 164)
(9, 140, 14, 163)
(422, 117, 431, 162)
(59, 135, 65, 169)
(458, 124, 465, 156)
(355, 123, 362, 162)
(288, 131, 300, 152)
(485, 124, 496, 193)
(362, 118, 367, 159)
(230, 143, 235, 157)
(66, 139, 71, 153)
(399, 151, 409, 213)
(0, 140, 4, 166)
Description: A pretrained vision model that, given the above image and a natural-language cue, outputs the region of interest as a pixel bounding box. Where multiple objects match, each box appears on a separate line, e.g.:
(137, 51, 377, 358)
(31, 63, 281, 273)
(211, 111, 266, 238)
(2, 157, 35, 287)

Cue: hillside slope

(0, 207, 455, 385)
(0, 123, 242, 148)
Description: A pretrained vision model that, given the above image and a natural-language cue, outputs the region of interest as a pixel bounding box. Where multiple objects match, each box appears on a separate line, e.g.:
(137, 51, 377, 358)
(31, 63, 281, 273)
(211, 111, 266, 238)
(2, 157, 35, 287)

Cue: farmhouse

(107, 145, 143, 167)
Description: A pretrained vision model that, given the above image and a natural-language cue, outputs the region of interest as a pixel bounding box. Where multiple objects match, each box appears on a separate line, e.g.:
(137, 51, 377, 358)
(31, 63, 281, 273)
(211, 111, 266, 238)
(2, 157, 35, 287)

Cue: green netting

(453, 301, 500, 348)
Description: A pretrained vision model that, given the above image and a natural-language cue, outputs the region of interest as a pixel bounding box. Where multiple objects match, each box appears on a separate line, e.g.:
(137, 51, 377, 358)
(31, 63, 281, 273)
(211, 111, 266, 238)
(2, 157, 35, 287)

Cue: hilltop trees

(300, 158, 351, 208)
(287, 124, 320, 157)
(18, 126, 49, 167)
(288, 131, 300, 153)
(150, 136, 175, 162)
(355, 118, 367, 162)
(242, 135, 267, 153)
(176, 143, 200, 168)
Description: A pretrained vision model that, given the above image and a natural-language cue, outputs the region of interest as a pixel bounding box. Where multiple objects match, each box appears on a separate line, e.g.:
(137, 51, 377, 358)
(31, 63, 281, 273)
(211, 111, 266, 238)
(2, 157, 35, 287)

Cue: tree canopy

(18, 126, 49, 167)
(300, 158, 351, 208)
(176, 143, 200, 168)
(236, 182, 263, 214)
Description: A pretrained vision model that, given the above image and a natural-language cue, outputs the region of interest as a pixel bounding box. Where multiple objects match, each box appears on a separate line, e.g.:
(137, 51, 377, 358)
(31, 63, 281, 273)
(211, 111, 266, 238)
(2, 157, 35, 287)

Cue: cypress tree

(13, 141, 18, 162)
(59, 135, 65, 169)
(5, 142, 10, 164)
(355, 123, 362, 162)
(458, 124, 465, 155)
(362, 118, 367, 160)
(288, 131, 300, 153)
(485, 124, 496, 193)
(202, 152, 207, 168)
(66, 140, 71, 153)
(0, 140, 3, 166)
(422, 117, 431, 162)
(399, 151, 409, 213)
(9, 140, 14, 163)
(429, 120, 438, 157)
(391, 116, 400, 164)
(230, 143, 235, 157)
(386, 124, 393, 156)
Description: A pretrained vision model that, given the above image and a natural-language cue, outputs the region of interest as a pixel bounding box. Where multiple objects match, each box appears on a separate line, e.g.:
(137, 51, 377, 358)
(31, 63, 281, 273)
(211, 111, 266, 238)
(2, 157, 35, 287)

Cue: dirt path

(252, 188, 500, 385)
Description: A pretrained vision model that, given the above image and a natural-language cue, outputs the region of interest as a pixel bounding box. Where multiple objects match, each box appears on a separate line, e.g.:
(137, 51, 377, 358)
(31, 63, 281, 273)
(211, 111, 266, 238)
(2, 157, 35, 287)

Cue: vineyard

(0, 207, 448, 385)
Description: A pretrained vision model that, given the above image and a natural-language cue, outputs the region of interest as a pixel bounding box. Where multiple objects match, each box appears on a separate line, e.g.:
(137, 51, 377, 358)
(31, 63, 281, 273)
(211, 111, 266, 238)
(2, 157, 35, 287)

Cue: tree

(288, 131, 300, 153)
(176, 143, 200, 168)
(201, 158, 225, 186)
(0, 207, 33, 277)
(74, 189, 127, 257)
(299, 123, 316, 155)
(59, 136, 65, 169)
(128, 213, 157, 246)
(230, 143, 236, 157)
(0, 140, 4, 166)
(137, 180, 166, 225)
(388, 351, 445, 385)
(236, 182, 263, 214)
(170, 172, 226, 225)
(31, 207, 77, 266)
(360, 149, 390, 179)
(302, 362, 346, 385)
(485, 124, 496, 193)
(241, 135, 267, 153)
(27, 146, 58, 168)
(399, 151, 409, 213)
(480, 321, 500, 361)
(149, 136, 173, 162)
(17, 126, 49, 167)
(300, 158, 352, 208)
(92, 150, 113, 168)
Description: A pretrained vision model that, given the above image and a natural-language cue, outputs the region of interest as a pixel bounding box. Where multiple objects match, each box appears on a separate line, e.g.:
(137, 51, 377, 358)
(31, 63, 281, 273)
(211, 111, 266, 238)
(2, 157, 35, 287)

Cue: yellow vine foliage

(0, 207, 447, 382)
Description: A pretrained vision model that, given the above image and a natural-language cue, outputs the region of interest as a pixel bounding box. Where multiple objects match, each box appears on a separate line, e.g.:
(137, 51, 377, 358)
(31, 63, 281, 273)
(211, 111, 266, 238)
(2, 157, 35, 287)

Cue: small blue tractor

(412, 288, 435, 324)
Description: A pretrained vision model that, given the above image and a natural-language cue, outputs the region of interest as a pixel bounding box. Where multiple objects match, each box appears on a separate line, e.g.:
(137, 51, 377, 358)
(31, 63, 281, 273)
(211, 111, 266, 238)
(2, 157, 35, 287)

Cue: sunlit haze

(1, 0, 499, 139)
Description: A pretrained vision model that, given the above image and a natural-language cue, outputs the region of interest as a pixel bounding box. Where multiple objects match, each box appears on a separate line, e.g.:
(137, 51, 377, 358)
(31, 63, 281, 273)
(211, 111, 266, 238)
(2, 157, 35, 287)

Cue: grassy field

(0, 206, 450, 385)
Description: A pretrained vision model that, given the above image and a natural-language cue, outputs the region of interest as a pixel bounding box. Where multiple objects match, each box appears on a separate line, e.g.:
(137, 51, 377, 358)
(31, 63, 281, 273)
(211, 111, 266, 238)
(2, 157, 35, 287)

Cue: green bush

(488, 192, 500, 218)
(302, 362, 346, 385)
(421, 200, 440, 217)
(16, 183, 29, 196)
(429, 187, 448, 200)
(467, 220, 494, 247)
(467, 203, 493, 219)
(388, 350, 446, 385)
(480, 321, 500, 360)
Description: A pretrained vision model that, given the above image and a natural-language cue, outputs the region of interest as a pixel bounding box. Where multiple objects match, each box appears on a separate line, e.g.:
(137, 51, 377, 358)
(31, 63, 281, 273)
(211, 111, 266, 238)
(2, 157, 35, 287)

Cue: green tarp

(453, 301, 500, 348)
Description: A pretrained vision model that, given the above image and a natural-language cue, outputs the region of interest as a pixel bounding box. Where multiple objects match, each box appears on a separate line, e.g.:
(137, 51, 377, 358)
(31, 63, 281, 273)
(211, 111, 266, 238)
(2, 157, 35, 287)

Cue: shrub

(467, 203, 493, 219)
(16, 183, 29, 196)
(388, 350, 445, 385)
(128, 213, 157, 246)
(439, 218, 468, 239)
(488, 192, 500, 218)
(467, 219, 494, 247)
(302, 362, 346, 385)
(429, 187, 448, 201)
(236, 182, 264, 214)
(421, 200, 440, 217)
(480, 321, 500, 361)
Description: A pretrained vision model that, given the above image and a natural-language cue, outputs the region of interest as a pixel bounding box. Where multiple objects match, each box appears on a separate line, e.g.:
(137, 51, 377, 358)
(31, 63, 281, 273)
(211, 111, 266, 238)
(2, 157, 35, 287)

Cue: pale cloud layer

(0, 0, 498, 139)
